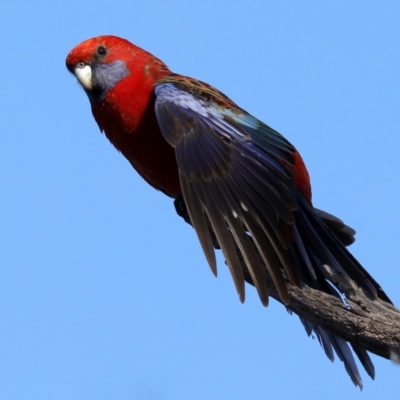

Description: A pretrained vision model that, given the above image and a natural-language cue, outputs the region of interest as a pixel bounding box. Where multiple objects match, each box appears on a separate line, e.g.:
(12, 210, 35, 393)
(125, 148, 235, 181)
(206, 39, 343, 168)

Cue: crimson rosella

(66, 35, 392, 388)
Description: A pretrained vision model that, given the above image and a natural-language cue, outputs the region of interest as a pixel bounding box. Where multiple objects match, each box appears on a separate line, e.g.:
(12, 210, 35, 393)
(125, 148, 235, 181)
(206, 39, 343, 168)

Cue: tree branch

(269, 280, 400, 361)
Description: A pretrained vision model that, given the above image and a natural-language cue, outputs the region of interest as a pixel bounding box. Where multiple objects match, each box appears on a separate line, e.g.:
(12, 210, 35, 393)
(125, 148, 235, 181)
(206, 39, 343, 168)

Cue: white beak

(74, 64, 92, 90)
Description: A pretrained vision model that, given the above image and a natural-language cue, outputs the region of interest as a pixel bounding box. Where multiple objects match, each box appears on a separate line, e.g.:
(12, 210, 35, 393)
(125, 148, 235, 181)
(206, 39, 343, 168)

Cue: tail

(293, 203, 392, 388)
(298, 316, 374, 389)
(297, 202, 392, 305)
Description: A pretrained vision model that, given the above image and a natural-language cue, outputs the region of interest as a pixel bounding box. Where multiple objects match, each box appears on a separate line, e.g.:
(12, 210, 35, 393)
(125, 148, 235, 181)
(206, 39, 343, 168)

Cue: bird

(66, 35, 392, 388)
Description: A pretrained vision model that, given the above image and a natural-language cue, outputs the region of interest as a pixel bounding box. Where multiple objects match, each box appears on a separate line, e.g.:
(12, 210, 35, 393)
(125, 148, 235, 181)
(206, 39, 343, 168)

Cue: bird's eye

(96, 45, 107, 57)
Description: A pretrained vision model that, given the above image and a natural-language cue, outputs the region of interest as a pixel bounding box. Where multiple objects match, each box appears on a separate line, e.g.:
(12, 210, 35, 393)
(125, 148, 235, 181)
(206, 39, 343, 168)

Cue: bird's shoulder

(156, 73, 242, 110)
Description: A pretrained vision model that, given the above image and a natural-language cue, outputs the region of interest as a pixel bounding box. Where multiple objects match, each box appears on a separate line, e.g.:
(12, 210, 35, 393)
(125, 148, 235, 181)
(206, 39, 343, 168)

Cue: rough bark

(267, 279, 400, 361)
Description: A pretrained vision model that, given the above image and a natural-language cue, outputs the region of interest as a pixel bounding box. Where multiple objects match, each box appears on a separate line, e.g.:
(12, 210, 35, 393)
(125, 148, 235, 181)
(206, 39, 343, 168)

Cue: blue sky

(1, 1, 399, 399)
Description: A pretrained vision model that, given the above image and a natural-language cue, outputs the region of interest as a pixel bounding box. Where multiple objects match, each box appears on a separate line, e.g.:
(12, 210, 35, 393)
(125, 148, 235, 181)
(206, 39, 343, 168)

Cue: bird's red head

(66, 36, 141, 71)
(66, 35, 170, 104)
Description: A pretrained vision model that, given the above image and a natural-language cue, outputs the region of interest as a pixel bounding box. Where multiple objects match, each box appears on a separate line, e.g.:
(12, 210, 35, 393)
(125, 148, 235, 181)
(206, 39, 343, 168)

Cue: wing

(154, 80, 311, 306)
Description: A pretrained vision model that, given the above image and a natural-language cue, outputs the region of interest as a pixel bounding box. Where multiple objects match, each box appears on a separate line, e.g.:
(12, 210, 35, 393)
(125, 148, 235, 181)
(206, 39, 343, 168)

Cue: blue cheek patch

(87, 61, 130, 105)
(94, 60, 130, 91)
